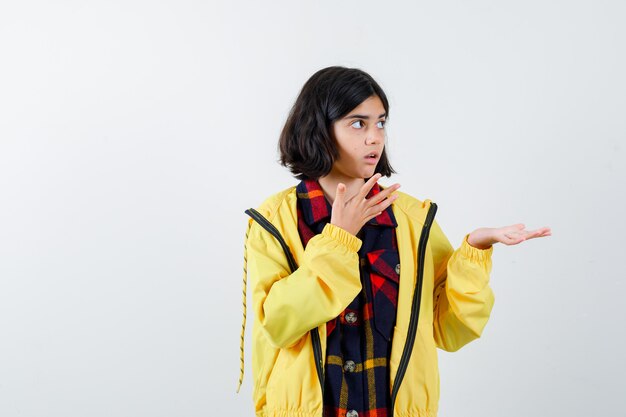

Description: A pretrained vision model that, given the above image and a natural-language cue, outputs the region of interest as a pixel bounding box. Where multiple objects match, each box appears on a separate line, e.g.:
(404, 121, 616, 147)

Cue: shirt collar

(296, 179, 397, 228)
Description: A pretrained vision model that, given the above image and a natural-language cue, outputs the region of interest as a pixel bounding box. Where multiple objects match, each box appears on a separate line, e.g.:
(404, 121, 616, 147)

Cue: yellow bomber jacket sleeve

(247, 219, 363, 349)
(430, 219, 495, 352)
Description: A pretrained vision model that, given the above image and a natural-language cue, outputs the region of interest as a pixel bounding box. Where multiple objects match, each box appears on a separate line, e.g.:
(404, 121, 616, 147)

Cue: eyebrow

(344, 112, 387, 120)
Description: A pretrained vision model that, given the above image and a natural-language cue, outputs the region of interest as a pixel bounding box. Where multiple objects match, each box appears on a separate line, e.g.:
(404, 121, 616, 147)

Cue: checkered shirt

(296, 179, 400, 417)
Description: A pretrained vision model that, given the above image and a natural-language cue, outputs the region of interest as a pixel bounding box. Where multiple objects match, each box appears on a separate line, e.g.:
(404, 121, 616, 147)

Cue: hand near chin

(330, 173, 400, 236)
(467, 224, 552, 249)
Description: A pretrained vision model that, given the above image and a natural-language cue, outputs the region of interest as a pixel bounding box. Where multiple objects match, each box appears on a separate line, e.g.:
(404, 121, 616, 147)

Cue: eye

(351, 120, 364, 129)
(377, 120, 386, 128)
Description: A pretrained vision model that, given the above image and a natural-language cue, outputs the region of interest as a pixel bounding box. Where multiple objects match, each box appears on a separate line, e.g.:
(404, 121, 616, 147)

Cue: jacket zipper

(390, 202, 438, 414)
(310, 327, 325, 397)
(245, 208, 326, 398)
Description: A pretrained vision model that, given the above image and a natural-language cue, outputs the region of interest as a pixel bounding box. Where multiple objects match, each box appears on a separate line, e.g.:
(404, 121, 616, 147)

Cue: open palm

(493, 223, 552, 246)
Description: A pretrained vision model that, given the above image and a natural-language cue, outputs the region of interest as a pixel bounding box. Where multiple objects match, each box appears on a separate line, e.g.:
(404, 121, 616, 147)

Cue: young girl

(238, 66, 551, 417)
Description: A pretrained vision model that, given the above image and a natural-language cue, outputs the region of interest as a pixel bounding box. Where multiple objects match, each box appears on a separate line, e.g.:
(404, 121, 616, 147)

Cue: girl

(238, 66, 551, 417)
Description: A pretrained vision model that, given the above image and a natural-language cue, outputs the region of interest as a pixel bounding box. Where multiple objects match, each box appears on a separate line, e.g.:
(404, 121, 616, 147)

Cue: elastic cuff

(460, 233, 494, 262)
(322, 223, 362, 252)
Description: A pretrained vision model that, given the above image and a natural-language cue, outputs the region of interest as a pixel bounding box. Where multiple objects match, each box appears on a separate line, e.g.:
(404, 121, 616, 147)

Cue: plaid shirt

(296, 179, 400, 417)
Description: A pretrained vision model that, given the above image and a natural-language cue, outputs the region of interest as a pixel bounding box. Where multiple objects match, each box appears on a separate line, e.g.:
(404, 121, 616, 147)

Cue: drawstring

(237, 219, 252, 393)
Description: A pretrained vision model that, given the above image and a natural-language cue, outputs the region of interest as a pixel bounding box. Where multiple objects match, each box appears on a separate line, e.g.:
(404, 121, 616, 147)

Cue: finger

(363, 209, 384, 224)
(524, 229, 541, 236)
(523, 233, 540, 240)
(528, 227, 550, 234)
(526, 228, 550, 239)
(364, 194, 398, 219)
(519, 229, 552, 241)
(367, 183, 400, 205)
(358, 173, 382, 200)
(334, 183, 346, 208)
(368, 193, 398, 213)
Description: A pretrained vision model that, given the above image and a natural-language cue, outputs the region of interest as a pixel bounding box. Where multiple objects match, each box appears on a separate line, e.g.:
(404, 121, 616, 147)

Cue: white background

(1, 1, 625, 416)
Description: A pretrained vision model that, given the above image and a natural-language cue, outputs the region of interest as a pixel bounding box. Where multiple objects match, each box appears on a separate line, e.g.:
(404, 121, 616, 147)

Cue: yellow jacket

(240, 186, 495, 417)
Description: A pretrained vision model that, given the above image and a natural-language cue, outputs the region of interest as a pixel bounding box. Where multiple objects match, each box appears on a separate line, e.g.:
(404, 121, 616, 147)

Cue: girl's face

(329, 95, 387, 180)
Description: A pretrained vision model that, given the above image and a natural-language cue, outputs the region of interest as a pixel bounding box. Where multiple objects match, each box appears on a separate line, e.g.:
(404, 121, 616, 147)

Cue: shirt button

(343, 360, 356, 373)
(345, 311, 357, 324)
(395, 263, 401, 275)
(346, 410, 358, 417)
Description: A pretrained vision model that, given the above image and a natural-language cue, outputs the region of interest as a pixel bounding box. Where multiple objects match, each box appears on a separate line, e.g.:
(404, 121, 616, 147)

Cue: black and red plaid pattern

(296, 179, 400, 417)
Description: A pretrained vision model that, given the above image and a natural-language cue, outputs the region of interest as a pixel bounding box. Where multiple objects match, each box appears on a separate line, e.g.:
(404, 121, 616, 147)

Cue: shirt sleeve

(430, 220, 495, 352)
(247, 220, 363, 349)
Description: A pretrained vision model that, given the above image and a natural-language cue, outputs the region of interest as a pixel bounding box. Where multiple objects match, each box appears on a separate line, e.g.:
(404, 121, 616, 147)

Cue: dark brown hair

(278, 66, 396, 180)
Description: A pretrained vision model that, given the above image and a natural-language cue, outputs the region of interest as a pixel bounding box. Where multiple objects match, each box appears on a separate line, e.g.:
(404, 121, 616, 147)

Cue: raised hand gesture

(330, 173, 400, 237)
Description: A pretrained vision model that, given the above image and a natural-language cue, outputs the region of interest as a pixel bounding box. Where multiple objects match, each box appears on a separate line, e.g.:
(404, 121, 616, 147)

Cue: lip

(364, 152, 380, 165)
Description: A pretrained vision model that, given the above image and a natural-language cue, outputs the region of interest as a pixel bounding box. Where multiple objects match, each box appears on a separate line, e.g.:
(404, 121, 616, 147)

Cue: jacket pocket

(366, 248, 400, 341)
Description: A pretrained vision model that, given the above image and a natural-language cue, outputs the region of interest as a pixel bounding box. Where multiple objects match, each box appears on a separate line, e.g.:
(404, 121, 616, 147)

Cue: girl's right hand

(330, 173, 400, 236)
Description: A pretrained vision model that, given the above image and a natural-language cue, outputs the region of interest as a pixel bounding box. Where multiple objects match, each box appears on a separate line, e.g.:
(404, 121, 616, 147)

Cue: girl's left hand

(467, 224, 552, 249)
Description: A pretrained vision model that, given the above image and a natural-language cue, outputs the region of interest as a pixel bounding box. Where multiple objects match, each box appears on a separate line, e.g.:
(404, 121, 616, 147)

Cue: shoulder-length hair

(278, 66, 396, 180)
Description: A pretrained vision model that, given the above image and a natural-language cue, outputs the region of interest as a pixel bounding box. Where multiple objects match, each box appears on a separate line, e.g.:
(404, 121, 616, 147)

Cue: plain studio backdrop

(1, 1, 625, 416)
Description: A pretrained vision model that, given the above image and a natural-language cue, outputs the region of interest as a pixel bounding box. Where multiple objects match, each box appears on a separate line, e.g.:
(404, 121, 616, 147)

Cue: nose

(365, 129, 384, 145)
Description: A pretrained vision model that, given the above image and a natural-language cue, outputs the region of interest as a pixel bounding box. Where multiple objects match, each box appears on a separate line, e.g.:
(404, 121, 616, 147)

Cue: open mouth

(364, 152, 379, 164)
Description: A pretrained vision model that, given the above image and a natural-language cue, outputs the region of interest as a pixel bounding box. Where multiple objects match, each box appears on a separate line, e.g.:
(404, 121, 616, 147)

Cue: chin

(364, 169, 378, 179)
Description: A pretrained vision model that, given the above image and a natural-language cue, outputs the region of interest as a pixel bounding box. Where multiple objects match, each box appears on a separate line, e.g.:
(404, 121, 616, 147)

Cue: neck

(318, 173, 367, 205)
